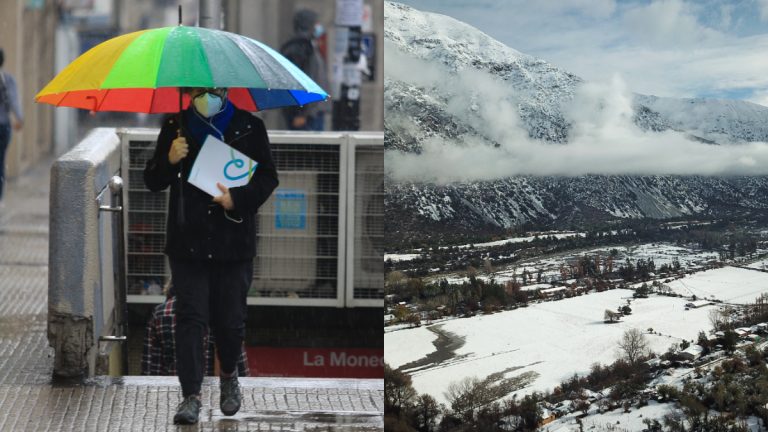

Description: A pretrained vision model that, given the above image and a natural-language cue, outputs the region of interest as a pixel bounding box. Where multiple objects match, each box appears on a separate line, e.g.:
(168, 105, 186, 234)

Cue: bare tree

(721, 306, 735, 330)
(466, 265, 478, 279)
(445, 376, 484, 419)
(413, 394, 440, 432)
(708, 308, 722, 332)
(483, 258, 494, 274)
(385, 270, 407, 293)
(617, 328, 649, 364)
(384, 364, 417, 419)
(604, 309, 620, 323)
(709, 307, 735, 331)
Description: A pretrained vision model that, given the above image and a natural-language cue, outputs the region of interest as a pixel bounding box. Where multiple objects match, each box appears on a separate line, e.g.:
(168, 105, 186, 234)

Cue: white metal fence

(121, 129, 383, 308)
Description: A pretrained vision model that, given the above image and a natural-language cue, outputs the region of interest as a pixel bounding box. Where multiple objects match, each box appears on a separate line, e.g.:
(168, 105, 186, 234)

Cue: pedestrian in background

(280, 9, 329, 131)
(142, 281, 250, 377)
(0, 48, 23, 205)
(144, 87, 278, 425)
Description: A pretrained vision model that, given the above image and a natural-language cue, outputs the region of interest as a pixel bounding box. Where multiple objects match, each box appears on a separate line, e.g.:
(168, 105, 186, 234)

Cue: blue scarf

(183, 99, 235, 146)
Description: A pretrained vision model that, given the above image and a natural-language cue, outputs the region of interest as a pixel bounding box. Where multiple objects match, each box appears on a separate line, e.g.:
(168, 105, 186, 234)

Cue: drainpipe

(199, 0, 222, 29)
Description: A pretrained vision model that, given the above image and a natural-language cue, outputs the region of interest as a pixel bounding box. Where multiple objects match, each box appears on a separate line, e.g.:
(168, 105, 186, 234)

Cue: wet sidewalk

(0, 157, 384, 431)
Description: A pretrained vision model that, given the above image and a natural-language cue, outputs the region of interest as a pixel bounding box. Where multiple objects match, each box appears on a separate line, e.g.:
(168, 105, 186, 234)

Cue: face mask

(192, 92, 224, 118)
(313, 23, 324, 39)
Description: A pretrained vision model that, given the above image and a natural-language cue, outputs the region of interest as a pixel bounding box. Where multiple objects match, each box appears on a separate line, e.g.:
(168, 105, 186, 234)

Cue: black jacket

(144, 108, 279, 261)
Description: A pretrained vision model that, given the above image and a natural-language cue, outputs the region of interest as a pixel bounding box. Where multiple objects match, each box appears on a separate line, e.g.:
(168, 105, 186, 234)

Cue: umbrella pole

(175, 4, 186, 228)
(177, 85, 186, 228)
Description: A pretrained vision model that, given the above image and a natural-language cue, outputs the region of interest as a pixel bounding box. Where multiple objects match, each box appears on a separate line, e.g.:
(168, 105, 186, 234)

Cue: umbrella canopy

(35, 26, 328, 113)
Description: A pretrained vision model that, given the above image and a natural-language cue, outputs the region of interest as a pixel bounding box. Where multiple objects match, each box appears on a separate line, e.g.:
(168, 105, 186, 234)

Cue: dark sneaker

(173, 395, 201, 425)
(220, 375, 241, 416)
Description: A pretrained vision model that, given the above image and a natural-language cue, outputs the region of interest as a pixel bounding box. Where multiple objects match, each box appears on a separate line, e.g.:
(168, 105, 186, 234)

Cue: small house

(646, 358, 662, 369)
(539, 408, 556, 426)
(684, 300, 711, 309)
(679, 344, 704, 361)
(735, 328, 751, 337)
(553, 400, 573, 416)
(541, 286, 568, 300)
(583, 389, 601, 402)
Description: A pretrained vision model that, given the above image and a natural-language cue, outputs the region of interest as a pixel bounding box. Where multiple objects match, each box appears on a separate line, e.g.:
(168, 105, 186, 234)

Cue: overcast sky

(396, 0, 768, 106)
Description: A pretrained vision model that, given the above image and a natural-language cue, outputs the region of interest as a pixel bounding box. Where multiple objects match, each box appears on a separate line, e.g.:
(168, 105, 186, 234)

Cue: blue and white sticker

(274, 189, 307, 230)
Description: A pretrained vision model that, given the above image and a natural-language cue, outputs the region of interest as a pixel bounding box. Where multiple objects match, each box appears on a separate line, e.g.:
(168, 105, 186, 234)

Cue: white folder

(188, 135, 258, 197)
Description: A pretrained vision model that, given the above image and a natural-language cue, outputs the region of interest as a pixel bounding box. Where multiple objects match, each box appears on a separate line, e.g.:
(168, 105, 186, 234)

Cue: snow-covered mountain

(635, 95, 768, 143)
(385, 1, 581, 149)
(384, 1, 768, 242)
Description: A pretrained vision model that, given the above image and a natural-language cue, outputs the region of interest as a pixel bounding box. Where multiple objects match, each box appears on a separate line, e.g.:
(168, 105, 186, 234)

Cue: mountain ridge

(384, 1, 768, 244)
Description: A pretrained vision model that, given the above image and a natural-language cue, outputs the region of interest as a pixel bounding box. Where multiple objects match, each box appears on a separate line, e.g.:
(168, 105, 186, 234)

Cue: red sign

(245, 347, 384, 378)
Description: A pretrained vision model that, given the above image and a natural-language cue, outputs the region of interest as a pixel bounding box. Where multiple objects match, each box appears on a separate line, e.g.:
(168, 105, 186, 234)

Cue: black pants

(170, 258, 252, 397)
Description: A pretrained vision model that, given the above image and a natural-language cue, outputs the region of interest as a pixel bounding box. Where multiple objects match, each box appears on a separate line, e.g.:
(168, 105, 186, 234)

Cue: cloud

(508, 0, 617, 19)
(719, 4, 733, 28)
(385, 1, 768, 182)
(547, 34, 768, 99)
(386, 60, 768, 182)
(383, 40, 448, 89)
(622, 0, 724, 47)
(748, 89, 768, 107)
(758, 0, 768, 21)
(394, 0, 768, 102)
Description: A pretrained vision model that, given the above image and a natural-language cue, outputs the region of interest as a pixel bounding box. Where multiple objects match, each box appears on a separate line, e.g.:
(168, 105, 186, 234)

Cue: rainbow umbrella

(35, 25, 328, 113)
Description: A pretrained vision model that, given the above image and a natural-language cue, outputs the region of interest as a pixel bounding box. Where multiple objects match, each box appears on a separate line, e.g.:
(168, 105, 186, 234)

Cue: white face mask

(314, 23, 324, 39)
(192, 92, 224, 118)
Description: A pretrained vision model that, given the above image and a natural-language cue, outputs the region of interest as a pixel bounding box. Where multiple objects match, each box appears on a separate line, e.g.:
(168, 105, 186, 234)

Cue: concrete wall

(0, 0, 57, 179)
(48, 128, 121, 377)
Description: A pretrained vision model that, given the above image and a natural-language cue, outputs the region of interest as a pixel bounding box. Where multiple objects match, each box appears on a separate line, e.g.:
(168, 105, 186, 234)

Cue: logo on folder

(188, 135, 258, 197)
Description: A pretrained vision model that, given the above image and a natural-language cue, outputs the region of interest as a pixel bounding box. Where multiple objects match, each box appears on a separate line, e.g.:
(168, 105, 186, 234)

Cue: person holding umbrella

(144, 87, 278, 424)
(35, 22, 328, 425)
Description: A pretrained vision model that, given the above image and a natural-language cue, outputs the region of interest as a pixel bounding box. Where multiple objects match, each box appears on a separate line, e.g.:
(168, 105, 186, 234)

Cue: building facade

(0, 0, 57, 179)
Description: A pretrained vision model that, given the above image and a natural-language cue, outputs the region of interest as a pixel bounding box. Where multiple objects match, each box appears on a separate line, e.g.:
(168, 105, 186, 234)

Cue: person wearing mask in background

(0, 48, 23, 206)
(144, 87, 278, 425)
(280, 9, 329, 131)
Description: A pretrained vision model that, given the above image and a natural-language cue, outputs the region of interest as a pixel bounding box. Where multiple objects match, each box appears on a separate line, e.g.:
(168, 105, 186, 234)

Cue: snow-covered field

(385, 289, 713, 405)
(666, 266, 768, 304)
(431, 242, 718, 286)
(383, 325, 437, 368)
(546, 403, 763, 432)
(386, 231, 584, 262)
(621, 243, 717, 268)
(544, 401, 680, 432)
(450, 232, 585, 249)
(747, 259, 768, 270)
(384, 253, 422, 262)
